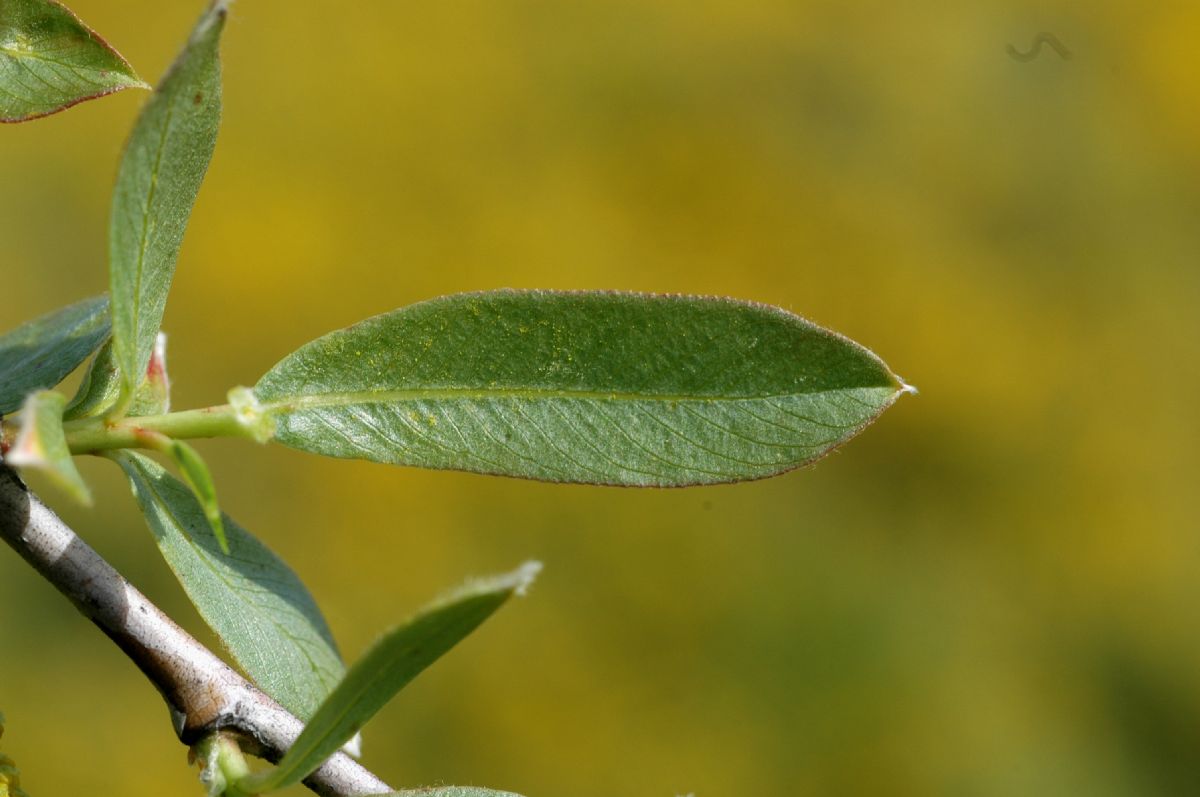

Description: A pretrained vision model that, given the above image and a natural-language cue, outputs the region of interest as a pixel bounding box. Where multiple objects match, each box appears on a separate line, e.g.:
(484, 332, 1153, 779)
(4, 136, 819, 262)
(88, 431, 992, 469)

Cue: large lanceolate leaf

(243, 563, 541, 794)
(254, 291, 910, 486)
(0, 0, 146, 122)
(0, 296, 110, 415)
(118, 453, 346, 724)
(108, 2, 225, 408)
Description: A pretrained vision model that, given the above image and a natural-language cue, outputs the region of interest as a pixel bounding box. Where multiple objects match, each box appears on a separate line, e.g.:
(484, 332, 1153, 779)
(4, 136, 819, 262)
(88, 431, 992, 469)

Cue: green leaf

(65, 331, 171, 420)
(137, 330, 171, 414)
(0, 0, 147, 123)
(63, 337, 121, 419)
(254, 290, 910, 486)
(243, 562, 541, 794)
(383, 790, 524, 797)
(164, 438, 227, 553)
(5, 390, 91, 504)
(108, 2, 225, 410)
(117, 452, 347, 726)
(0, 296, 110, 415)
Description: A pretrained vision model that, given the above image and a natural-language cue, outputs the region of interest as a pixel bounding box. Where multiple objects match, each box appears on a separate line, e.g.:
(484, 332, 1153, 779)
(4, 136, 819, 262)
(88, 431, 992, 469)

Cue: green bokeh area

(3, 1, 1199, 795)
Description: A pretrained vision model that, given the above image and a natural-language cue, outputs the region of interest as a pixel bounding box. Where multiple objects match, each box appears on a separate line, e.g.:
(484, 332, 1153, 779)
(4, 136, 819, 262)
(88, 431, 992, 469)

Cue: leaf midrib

(261, 384, 894, 413)
(132, 461, 337, 700)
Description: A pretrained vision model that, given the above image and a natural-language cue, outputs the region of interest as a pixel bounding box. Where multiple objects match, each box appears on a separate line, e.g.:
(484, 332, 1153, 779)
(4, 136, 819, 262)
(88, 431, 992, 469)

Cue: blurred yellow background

(3, 0, 1200, 794)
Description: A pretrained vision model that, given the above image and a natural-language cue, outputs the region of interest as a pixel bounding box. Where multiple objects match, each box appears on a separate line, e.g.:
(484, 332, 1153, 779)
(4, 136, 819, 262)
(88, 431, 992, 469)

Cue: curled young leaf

(0, 296, 110, 416)
(63, 337, 121, 420)
(65, 331, 171, 420)
(254, 290, 911, 486)
(109, 2, 225, 411)
(241, 562, 541, 794)
(0, 0, 147, 122)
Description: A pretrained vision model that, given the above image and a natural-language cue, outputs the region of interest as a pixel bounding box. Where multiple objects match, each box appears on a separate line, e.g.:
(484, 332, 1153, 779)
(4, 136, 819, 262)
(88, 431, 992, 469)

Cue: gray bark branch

(0, 465, 392, 797)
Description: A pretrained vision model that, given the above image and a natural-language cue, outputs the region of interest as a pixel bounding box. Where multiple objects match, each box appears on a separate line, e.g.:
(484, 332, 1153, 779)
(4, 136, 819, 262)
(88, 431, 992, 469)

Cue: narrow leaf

(254, 290, 911, 486)
(0, 296, 110, 415)
(5, 390, 91, 503)
(109, 2, 225, 408)
(65, 331, 171, 420)
(244, 562, 542, 794)
(117, 452, 347, 725)
(165, 438, 227, 553)
(0, 0, 147, 123)
(0, 710, 31, 797)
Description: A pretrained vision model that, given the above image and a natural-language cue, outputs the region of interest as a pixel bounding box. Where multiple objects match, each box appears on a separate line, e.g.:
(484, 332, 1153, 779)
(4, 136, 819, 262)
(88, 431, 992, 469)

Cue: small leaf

(254, 290, 910, 486)
(0, 295, 110, 415)
(227, 385, 275, 443)
(63, 337, 121, 419)
(139, 330, 172, 413)
(165, 438, 227, 553)
(0, 0, 147, 123)
(65, 331, 171, 420)
(5, 389, 91, 504)
(243, 562, 542, 794)
(117, 452, 348, 726)
(109, 2, 225, 410)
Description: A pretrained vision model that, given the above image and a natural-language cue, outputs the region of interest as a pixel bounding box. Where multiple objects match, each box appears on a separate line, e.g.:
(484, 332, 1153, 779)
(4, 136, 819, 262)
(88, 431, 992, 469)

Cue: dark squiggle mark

(1007, 32, 1072, 62)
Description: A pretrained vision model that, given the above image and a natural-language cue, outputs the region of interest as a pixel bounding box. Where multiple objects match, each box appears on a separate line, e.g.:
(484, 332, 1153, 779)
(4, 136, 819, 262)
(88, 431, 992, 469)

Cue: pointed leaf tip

(0, 296, 110, 416)
(5, 390, 92, 504)
(452, 561, 542, 603)
(109, 2, 225, 410)
(0, 0, 146, 122)
(255, 290, 907, 486)
(512, 560, 543, 596)
(167, 440, 228, 553)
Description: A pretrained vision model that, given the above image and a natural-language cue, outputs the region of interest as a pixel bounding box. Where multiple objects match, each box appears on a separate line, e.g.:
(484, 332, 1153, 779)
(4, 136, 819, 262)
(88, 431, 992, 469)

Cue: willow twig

(0, 466, 390, 797)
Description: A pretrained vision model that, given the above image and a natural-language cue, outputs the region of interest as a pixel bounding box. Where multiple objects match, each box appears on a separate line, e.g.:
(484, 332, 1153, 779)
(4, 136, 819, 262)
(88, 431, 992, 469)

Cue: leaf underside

(0, 296, 110, 415)
(63, 337, 123, 419)
(0, 0, 145, 122)
(254, 290, 907, 486)
(245, 564, 538, 793)
(108, 3, 224, 405)
(63, 333, 169, 420)
(118, 453, 346, 724)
